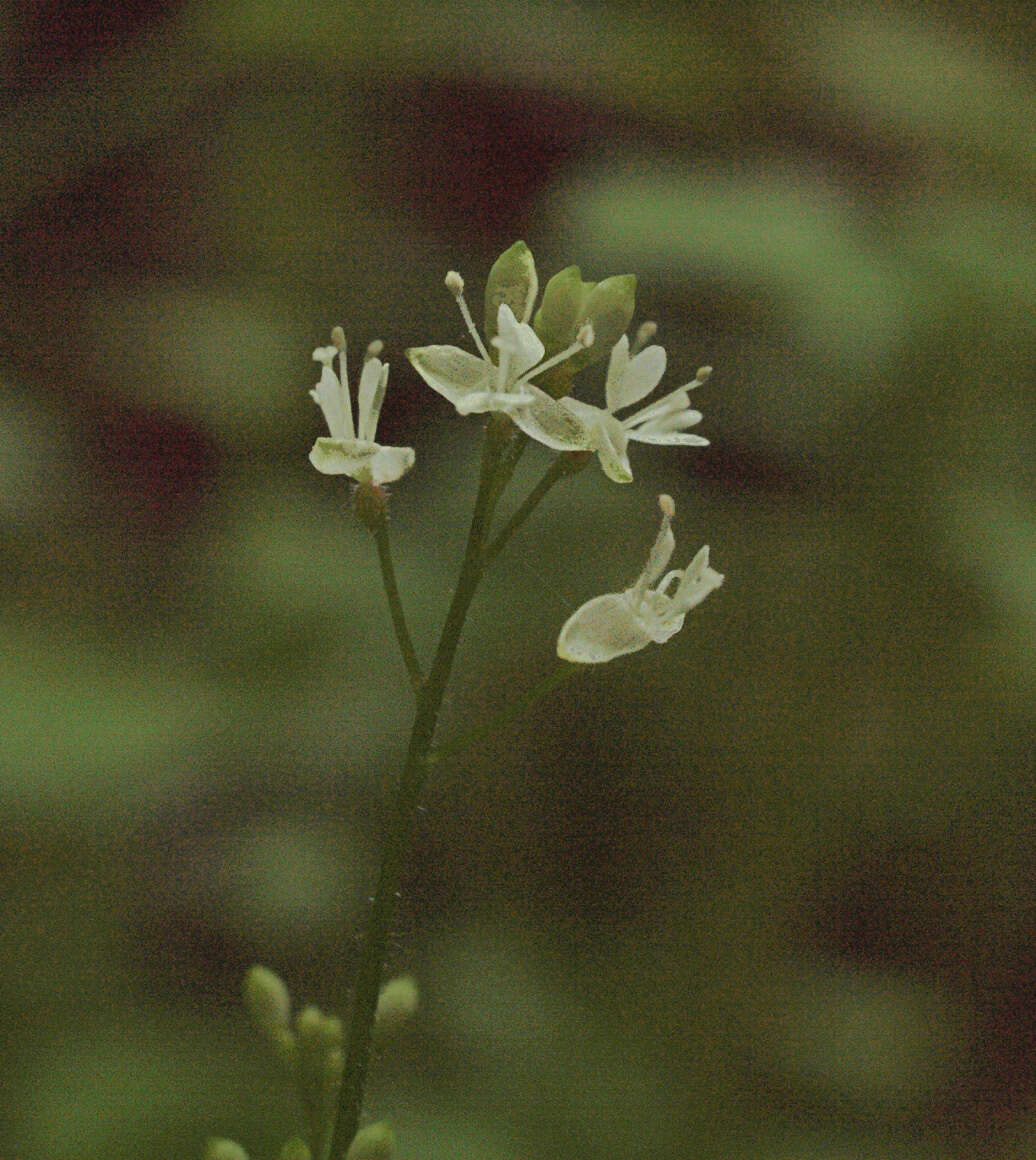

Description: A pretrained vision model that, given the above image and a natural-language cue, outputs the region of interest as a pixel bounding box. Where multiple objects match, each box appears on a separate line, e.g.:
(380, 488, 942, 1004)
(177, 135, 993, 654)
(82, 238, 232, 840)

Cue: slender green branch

(426, 661, 581, 766)
(327, 419, 511, 1160)
(483, 451, 588, 568)
(372, 510, 423, 693)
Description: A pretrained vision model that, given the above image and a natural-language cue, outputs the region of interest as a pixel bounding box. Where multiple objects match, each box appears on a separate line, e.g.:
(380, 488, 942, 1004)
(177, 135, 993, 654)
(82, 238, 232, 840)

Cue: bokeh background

(1, 1, 1034, 1157)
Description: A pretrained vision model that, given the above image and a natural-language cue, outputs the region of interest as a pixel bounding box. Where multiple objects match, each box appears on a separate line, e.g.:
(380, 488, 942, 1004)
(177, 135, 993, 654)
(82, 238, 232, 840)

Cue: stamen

(330, 326, 347, 352)
(520, 336, 589, 384)
(575, 320, 595, 349)
(446, 271, 491, 362)
(693, 366, 712, 386)
(633, 321, 657, 354)
(365, 339, 384, 363)
(659, 493, 676, 518)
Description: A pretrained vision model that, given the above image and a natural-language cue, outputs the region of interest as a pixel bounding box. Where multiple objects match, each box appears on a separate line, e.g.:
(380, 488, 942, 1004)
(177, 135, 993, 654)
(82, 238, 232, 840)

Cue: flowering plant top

(309, 327, 415, 486)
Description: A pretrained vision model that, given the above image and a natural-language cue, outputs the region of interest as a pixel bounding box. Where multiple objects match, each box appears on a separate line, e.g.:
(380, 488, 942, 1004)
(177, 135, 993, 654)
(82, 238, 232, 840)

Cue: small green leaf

(484, 240, 538, 343)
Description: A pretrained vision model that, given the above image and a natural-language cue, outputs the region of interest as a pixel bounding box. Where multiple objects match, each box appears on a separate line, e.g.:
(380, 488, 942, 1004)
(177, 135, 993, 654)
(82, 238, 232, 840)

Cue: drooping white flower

(309, 329, 415, 486)
(406, 270, 593, 445)
(557, 494, 723, 664)
(513, 334, 712, 484)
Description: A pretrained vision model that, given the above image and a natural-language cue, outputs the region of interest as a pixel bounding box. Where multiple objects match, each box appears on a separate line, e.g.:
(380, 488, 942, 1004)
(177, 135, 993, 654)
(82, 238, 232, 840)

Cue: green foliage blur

(1, 1, 1033, 1157)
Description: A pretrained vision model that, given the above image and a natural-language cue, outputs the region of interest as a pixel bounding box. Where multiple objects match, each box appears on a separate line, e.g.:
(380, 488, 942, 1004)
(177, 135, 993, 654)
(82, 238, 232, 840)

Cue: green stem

(372, 511, 423, 693)
(482, 451, 587, 568)
(427, 661, 581, 766)
(327, 419, 510, 1160)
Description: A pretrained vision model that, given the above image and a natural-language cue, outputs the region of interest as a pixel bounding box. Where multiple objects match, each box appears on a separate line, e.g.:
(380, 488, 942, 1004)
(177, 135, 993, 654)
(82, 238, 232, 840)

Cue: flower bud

(376, 975, 419, 1026)
(243, 966, 291, 1039)
(346, 1122, 395, 1160)
(204, 1140, 249, 1160)
(278, 1139, 312, 1160)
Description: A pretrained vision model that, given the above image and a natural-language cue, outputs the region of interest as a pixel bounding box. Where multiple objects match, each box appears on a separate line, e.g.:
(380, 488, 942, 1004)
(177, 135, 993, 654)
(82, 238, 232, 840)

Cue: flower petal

(630, 431, 710, 446)
(557, 593, 653, 663)
(606, 342, 666, 413)
(406, 345, 491, 410)
(309, 437, 378, 477)
(672, 545, 724, 612)
(310, 363, 353, 441)
(622, 386, 691, 430)
(493, 305, 545, 384)
(369, 443, 416, 485)
(357, 357, 388, 442)
(509, 387, 593, 451)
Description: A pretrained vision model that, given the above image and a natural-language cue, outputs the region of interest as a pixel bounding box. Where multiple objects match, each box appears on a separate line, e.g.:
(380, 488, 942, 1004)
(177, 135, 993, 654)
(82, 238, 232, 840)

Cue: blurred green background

(1, 1, 1034, 1157)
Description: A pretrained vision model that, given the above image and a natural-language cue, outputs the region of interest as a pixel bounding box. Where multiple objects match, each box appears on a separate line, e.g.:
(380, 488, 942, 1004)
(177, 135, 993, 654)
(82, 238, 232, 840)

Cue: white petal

(369, 443, 416, 485)
(580, 409, 632, 483)
(622, 387, 691, 429)
(493, 304, 545, 384)
(557, 593, 653, 663)
(310, 363, 353, 440)
(672, 545, 724, 612)
(637, 409, 703, 435)
(407, 345, 491, 410)
(309, 437, 378, 478)
(456, 389, 535, 416)
(606, 343, 666, 413)
(630, 431, 710, 447)
(508, 386, 593, 450)
(357, 358, 388, 441)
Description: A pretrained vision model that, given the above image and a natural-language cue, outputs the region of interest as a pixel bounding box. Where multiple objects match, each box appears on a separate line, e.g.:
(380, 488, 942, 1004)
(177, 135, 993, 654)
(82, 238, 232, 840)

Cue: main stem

(327, 419, 509, 1160)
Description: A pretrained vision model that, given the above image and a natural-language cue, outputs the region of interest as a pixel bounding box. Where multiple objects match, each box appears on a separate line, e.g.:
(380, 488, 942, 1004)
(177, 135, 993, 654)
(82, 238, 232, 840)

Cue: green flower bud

(203, 1139, 249, 1160)
(278, 1138, 312, 1160)
(375, 975, 419, 1027)
(346, 1122, 395, 1160)
(532, 266, 596, 357)
(578, 274, 637, 371)
(243, 966, 291, 1039)
(484, 240, 538, 343)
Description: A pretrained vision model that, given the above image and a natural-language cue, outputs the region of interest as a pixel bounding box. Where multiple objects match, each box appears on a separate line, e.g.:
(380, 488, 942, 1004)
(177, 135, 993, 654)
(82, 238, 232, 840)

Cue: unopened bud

(204, 1140, 249, 1160)
(346, 1122, 395, 1160)
(376, 975, 419, 1025)
(445, 270, 464, 296)
(278, 1139, 312, 1160)
(243, 966, 291, 1038)
(325, 1046, 344, 1091)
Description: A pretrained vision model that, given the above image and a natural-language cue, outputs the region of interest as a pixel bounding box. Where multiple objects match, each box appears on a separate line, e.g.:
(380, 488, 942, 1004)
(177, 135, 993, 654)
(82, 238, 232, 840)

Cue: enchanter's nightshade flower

(406, 250, 594, 442)
(309, 328, 415, 486)
(513, 333, 712, 484)
(557, 494, 723, 663)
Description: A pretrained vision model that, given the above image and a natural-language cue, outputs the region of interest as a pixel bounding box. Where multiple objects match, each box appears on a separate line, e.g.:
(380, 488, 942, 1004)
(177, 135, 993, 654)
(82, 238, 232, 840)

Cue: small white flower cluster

(307, 242, 724, 662)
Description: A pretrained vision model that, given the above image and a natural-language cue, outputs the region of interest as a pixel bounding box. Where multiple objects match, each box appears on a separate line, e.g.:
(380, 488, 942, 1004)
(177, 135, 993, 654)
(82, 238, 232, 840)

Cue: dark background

(1, 1, 1034, 1157)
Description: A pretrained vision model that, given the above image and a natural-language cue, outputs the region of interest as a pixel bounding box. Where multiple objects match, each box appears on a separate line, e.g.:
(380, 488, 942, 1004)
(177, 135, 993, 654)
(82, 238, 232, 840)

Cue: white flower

(513, 336, 712, 484)
(557, 494, 723, 663)
(308, 330, 415, 486)
(406, 270, 593, 446)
